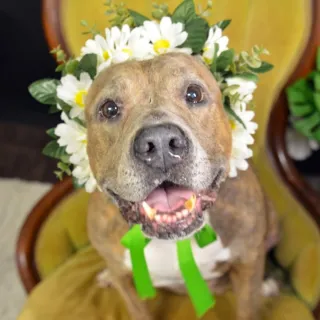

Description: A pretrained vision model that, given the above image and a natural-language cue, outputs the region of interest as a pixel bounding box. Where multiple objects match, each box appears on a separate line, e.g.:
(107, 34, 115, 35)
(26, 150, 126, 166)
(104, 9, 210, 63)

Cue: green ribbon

(121, 224, 217, 317)
(177, 239, 216, 317)
(121, 225, 155, 299)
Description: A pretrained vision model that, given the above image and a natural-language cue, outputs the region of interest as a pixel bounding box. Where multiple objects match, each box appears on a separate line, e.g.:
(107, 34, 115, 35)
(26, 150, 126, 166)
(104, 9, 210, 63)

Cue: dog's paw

(261, 278, 280, 297)
(208, 274, 231, 294)
(96, 269, 113, 288)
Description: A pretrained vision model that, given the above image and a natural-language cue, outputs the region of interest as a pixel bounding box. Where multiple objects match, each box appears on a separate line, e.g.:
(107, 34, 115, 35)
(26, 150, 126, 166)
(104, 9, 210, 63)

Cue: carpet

(0, 178, 51, 320)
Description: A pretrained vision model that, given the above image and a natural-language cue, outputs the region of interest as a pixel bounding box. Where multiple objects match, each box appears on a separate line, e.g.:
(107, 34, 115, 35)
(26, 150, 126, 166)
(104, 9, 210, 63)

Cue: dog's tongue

(144, 186, 194, 212)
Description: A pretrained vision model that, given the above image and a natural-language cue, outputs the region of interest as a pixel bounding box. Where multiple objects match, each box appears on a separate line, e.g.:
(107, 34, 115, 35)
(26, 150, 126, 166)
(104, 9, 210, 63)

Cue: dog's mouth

(137, 181, 218, 239)
(109, 170, 224, 240)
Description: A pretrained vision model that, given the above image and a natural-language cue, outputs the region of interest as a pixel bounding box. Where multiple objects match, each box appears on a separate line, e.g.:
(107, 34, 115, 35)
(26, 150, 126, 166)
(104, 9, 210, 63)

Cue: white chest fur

(123, 215, 231, 288)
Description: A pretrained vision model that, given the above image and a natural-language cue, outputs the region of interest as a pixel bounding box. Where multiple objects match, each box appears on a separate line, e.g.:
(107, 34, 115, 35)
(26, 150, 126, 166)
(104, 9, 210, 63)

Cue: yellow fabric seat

(18, 0, 320, 319)
(20, 189, 316, 320)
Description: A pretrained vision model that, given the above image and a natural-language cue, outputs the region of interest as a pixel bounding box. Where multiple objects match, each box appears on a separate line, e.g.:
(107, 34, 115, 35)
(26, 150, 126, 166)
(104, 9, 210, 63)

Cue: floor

(0, 178, 51, 320)
(0, 121, 56, 319)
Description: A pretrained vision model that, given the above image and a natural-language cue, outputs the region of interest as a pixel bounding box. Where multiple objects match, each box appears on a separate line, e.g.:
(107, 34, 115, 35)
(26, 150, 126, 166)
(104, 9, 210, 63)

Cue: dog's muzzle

(133, 124, 189, 172)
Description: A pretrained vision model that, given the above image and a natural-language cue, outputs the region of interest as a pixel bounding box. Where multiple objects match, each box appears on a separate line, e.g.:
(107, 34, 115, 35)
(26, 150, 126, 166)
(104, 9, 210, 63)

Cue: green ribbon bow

(121, 224, 217, 318)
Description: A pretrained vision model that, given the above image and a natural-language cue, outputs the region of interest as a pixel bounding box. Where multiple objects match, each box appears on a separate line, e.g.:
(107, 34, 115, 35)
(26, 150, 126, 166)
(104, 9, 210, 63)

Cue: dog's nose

(134, 124, 188, 171)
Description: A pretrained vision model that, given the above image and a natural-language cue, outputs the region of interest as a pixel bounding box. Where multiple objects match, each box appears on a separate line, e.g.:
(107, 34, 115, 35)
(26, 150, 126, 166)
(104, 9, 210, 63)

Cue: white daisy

(202, 27, 229, 65)
(107, 25, 152, 64)
(225, 77, 257, 110)
(73, 159, 97, 193)
(142, 16, 192, 55)
(56, 73, 92, 120)
(228, 109, 258, 178)
(55, 112, 87, 165)
(81, 25, 151, 73)
(81, 34, 114, 73)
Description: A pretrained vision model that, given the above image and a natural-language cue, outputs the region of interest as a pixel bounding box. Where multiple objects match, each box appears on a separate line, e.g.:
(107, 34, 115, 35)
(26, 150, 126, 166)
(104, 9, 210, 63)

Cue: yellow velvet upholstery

(18, 0, 320, 319)
(35, 189, 90, 278)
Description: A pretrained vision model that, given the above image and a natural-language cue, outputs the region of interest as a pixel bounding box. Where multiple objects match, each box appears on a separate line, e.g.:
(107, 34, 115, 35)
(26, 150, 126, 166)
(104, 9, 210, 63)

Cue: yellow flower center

(81, 138, 87, 145)
(74, 90, 87, 108)
(122, 47, 133, 56)
(203, 56, 212, 65)
(103, 51, 110, 61)
(229, 119, 237, 130)
(153, 39, 170, 54)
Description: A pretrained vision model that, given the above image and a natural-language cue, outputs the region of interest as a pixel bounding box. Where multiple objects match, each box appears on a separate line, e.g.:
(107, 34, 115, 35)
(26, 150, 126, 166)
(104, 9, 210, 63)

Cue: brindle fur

(86, 53, 279, 320)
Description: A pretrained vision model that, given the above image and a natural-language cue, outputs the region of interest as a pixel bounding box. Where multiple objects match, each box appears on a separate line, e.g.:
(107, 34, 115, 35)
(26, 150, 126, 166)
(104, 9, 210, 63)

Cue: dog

(85, 52, 279, 320)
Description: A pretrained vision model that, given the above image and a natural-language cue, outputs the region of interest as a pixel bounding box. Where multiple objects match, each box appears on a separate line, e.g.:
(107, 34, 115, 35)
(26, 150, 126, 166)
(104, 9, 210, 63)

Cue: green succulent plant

(286, 47, 320, 142)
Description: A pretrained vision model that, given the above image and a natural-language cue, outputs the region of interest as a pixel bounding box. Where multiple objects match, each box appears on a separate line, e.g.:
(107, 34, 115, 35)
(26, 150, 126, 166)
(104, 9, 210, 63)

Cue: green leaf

(74, 54, 97, 79)
(42, 141, 69, 162)
(307, 70, 317, 81)
(237, 72, 259, 82)
(55, 64, 65, 72)
(56, 98, 72, 114)
(224, 97, 246, 129)
(128, 9, 149, 26)
(248, 61, 274, 73)
(222, 84, 240, 95)
(216, 49, 234, 72)
(64, 60, 80, 75)
(57, 162, 72, 175)
(56, 50, 66, 62)
(80, 20, 88, 26)
(46, 128, 58, 139)
(287, 79, 314, 103)
(314, 92, 320, 112)
(48, 104, 60, 114)
(54, 171, 64, 181)
(313, 127, 320, 140)
(209, 43, 219, 72)
(289, 103, 314, 117)
(314, 72, 320, 91)
(28, 79, 59, 105)
(214, 19, 231, 30)
(294, 112, 320, 137)
(317, 47, 320, 71)
(171, 0, 196, 23)
(287, 90, 308, 104)
(183, 17, 209, 53)
(286, 84, 311, 105)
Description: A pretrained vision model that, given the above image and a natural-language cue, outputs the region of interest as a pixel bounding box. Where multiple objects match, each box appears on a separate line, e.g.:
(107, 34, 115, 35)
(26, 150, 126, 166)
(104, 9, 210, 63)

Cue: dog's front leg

(110, 271, 153, 320)
(230, 249, 265, 320)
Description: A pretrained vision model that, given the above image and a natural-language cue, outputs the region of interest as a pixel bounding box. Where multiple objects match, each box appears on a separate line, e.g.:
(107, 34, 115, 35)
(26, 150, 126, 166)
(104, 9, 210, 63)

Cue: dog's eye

(99, 100, 120, 120)
(185, 84, 203, 105)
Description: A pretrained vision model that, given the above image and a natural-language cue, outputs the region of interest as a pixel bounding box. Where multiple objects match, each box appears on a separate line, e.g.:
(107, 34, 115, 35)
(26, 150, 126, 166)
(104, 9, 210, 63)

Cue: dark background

(0, 0, 59, 182)
(0, 0, 58, 125)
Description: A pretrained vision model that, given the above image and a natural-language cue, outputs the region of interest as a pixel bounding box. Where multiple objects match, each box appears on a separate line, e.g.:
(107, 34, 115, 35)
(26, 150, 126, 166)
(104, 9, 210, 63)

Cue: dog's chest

(123, 219, 231, 288)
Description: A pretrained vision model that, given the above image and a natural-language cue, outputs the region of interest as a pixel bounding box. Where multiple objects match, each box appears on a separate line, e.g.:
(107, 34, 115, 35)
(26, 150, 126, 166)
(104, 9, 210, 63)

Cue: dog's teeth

(176, 212, 183, 220)
(167, 216, 172, 223)
(182, 209, 189, 217)
(162, 214, 168, 222)
(172, 216, 177, 223)
(184, 194, 196, 212)
(142, 202, 157, 220)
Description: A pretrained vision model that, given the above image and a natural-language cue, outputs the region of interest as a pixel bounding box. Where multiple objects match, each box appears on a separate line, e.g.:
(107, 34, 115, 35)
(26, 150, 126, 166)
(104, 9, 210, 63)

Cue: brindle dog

(85, 53, 279, 320)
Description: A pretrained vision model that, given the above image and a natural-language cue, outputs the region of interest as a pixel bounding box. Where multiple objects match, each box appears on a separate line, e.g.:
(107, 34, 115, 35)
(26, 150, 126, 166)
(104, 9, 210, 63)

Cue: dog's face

(85, 53, 232, 240)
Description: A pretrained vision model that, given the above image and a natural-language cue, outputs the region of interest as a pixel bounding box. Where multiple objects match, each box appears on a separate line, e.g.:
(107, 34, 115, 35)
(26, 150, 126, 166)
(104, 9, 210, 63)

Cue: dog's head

(85, 53, 232, 240)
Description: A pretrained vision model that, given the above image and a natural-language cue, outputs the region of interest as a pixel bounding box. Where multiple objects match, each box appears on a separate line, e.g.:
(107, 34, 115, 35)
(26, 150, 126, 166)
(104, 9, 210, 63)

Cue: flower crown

(29, 0, 273, 193)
